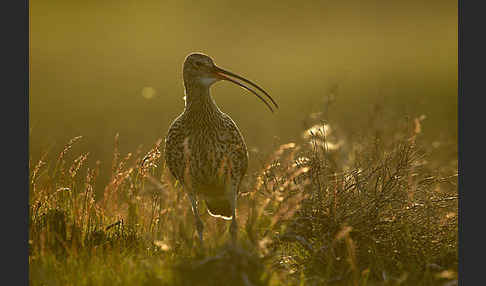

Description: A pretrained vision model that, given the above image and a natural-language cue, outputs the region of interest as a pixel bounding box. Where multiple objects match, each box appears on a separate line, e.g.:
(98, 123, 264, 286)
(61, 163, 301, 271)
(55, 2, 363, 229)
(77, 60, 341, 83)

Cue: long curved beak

(213, 66, 278, 113)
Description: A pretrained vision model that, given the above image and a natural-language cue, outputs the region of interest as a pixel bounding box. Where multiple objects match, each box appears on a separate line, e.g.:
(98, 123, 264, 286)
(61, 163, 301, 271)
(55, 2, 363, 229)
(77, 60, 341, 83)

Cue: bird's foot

(193, 217, 205, 251)
(229, 220, 238, 247)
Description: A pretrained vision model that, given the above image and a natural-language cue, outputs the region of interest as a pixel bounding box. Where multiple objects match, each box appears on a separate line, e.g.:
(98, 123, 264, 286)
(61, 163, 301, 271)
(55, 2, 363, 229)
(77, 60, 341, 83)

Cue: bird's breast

(188, 128, 242, 171)
(165, 112, 248, 191)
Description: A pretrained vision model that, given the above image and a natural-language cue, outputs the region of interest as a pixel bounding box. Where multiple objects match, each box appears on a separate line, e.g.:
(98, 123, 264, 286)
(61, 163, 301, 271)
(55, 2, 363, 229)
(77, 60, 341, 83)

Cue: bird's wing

(220, 113, 249, 184)
(164, 116, 187, 185)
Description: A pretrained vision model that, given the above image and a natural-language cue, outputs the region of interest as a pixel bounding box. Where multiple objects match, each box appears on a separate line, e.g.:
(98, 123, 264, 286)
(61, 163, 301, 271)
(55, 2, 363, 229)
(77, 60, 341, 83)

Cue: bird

(164, 53, 278, 244)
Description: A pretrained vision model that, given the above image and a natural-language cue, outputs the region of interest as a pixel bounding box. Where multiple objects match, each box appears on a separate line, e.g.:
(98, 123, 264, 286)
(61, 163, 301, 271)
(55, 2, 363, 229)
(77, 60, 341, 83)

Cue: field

(29, 1, 457, 285)
(29, 109, 457, 285)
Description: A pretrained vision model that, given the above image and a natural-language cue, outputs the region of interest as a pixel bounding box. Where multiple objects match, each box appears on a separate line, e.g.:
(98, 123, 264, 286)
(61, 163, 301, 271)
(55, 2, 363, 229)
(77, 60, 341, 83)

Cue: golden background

(30, 0, 457, 185)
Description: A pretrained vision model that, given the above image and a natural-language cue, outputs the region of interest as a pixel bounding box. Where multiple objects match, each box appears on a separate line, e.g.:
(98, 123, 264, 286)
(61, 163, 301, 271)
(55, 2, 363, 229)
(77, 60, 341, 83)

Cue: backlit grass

(29, 112, 457, 286)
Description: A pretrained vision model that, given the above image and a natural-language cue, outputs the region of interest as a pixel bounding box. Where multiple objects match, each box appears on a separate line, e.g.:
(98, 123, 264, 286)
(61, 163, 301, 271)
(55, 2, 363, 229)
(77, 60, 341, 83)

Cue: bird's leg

(227, 182, 238, 245)
(187, 192, 204, 245)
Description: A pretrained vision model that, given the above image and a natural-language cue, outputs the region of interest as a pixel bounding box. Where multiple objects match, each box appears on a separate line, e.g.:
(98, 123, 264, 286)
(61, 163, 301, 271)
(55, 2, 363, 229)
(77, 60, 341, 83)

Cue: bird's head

(183, 52, 278, 112)
(183, 53, 218, 85)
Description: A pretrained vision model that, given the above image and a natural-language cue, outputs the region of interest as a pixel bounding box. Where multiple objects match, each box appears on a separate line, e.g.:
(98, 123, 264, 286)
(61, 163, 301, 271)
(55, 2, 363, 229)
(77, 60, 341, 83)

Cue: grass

(29, 111, 457, 286)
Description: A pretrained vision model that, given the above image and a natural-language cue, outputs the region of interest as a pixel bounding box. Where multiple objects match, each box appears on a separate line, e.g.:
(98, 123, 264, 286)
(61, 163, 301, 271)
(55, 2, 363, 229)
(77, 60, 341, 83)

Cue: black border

(458, 0, 485, 285)
(3, 0, 29, 284)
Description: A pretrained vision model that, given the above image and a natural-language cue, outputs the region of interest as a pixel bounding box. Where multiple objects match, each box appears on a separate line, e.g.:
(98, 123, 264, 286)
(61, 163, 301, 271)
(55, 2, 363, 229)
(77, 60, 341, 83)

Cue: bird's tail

(205, 197, 233, 220)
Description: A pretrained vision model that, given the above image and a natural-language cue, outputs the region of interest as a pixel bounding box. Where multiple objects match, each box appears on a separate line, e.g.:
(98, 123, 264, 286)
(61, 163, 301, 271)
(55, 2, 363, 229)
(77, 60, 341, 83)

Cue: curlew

(164, 53, 278, 244)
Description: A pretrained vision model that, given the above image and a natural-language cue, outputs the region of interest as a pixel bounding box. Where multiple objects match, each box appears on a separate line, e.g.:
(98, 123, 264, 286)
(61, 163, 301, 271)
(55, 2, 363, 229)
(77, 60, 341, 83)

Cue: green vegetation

(29, 111, 457, 285)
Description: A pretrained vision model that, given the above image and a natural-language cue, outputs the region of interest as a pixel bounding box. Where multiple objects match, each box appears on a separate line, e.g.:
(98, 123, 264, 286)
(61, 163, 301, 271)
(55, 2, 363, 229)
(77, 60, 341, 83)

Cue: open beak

(213, 66, 278, 113)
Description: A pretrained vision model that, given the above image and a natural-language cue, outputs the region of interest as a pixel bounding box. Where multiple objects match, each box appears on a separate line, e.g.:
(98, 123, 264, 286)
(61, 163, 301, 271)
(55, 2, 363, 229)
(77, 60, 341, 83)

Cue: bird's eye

(195, 62, 202, 67)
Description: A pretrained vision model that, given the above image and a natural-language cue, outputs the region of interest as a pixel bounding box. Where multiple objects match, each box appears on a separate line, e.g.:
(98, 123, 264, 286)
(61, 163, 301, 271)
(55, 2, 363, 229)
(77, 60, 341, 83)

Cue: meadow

(29, 106, 457, 285)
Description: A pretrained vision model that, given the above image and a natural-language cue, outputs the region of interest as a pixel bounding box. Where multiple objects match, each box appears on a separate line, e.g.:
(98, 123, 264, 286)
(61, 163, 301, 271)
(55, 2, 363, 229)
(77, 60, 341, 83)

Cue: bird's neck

(183, 81, 221, 118)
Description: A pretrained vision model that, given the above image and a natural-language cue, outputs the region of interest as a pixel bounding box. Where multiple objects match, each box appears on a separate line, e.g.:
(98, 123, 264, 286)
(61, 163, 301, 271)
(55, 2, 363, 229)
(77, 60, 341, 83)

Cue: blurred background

(30, 0, 457, 186)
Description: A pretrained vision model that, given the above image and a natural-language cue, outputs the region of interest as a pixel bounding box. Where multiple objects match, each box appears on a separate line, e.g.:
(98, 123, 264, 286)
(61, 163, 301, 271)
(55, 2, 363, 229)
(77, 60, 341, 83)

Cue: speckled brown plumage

(164, 53, 277, 243)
